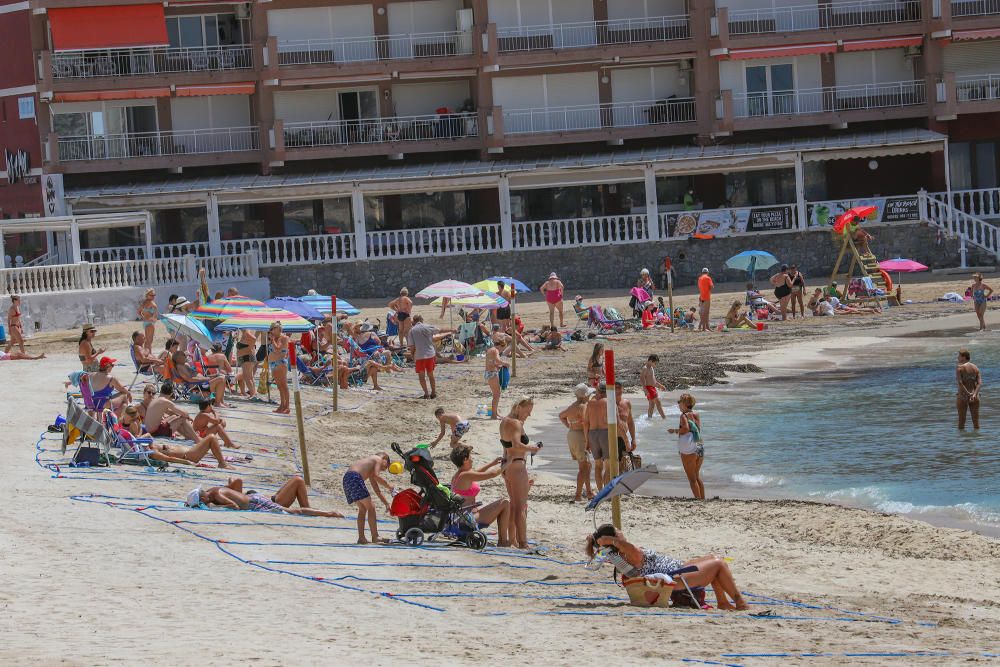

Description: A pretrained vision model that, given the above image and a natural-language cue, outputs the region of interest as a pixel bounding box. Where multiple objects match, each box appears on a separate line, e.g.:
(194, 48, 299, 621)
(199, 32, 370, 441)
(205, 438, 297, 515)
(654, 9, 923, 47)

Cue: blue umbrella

(483, 276, 532, 292)
(299, 294, 361, 316)
(266, 296, 325, 321)
(724, 250, 780, 282)
(585, 465, 660, 513)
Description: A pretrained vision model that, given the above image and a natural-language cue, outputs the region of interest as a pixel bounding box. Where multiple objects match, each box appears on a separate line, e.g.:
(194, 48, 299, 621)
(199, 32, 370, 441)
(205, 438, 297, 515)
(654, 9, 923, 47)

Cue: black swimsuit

(500, 433, 530, 462)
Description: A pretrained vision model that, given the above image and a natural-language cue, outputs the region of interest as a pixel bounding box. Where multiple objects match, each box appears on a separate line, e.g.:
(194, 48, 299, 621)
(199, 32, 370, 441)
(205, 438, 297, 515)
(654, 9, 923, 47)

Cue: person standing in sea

(668, 393, 705, 499)
(956, 349, 983, 431)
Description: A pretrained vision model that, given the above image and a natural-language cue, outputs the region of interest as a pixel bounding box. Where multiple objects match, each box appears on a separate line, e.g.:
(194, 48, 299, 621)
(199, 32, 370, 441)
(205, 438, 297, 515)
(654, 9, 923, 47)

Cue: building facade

(2, 0, 1000, 267)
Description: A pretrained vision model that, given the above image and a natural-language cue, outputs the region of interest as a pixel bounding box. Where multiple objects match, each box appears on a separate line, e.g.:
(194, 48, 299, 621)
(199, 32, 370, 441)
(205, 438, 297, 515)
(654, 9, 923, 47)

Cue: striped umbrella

(475, 276, 532, 293)
(299, 294, 361, 316)
(214, 308, 314, 333)
(190, 296, 267, 321)
(432, 290, 508, 309)
(415, 280, 484, 300)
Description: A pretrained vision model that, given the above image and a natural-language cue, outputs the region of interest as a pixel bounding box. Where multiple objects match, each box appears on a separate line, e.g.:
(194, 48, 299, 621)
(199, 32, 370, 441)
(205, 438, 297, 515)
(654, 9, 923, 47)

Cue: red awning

(175, 83, 256, 97)
(841, 36, 923, 52)
(49, 5, 169, 52)
(951, 28, 1000, 41)
(726, 43, 837, 60)
(53, 88, 171, 102)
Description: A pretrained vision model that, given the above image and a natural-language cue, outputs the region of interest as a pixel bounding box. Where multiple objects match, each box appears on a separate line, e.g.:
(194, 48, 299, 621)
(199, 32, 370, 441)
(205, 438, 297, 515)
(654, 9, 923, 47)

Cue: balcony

(277, 30, 474, 66)
(495, 15, 690, 53)
(952, 0, 1000, 17)
(726, 0, 921, 35)
(283, 112, 478, 147)
(49, 45, 253, 79)
(730, 80, 925, 119)
(956, 73, 1000, 102)
(55, 126, 260, 162)
(502, 98, 696, 136)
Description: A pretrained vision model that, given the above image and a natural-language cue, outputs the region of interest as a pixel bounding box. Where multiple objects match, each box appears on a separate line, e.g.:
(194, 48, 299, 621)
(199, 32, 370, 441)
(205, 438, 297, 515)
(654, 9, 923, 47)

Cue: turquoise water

(636, 336, 1000, 531)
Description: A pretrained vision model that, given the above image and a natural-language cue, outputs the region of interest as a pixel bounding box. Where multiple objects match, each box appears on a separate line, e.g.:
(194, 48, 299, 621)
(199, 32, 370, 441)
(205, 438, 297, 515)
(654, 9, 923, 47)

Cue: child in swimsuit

(430, 407, 471, 448)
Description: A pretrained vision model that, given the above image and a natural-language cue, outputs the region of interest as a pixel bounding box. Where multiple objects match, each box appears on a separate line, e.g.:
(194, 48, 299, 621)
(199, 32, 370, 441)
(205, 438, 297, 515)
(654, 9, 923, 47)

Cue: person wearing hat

(559, 383, 596, 501)
(697, 267, 714, 332)
(88, 356, 132, 414)
(78, 323, 104, 372)
(185, 476, 343, 517)
(169, 295, 192, 314)
(540, 272, 565, 329)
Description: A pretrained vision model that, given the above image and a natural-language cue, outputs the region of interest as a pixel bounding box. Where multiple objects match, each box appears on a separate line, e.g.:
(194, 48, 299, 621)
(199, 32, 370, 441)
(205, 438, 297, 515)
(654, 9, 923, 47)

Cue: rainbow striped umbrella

(214, 308, 314, 333)
(415, 280, 484, 300)
(190, 296, 267, 321)
(298, 294, 361, 316)
(432, 290, 508, 309)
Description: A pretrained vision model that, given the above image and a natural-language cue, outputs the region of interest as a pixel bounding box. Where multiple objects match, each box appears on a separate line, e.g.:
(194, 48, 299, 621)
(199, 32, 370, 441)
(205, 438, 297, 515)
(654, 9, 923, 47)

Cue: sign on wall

(665, 205, 795, 237)
(42, 174, 66, 216)
(807, 196, 920, 227)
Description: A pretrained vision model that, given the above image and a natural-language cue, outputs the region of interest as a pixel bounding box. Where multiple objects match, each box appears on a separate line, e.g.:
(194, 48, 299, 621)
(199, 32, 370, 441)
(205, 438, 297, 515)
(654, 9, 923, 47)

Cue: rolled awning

(175, 83, 256, 97)
(49, 5, 169, 52)
(726, 43, 837, 60)
(951, 28, 1000, 41)
(53, 88, 171, 102)
(841, 36, 923, 52)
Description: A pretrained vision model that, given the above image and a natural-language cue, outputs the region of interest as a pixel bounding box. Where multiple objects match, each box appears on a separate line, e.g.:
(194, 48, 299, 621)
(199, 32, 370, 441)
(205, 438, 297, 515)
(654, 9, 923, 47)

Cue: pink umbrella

(878, 258, 928, 287)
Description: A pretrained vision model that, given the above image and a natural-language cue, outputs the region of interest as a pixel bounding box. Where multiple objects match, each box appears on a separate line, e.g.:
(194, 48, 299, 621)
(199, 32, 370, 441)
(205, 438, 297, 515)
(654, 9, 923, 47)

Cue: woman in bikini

(88, 356, 132, 415)
(118, 406, 234, 469)
(724, 301, 754, 329)
(484, 344, 508, 419)
(788, 265, 806, 319)
(539, 272, 565, 328)
(558, 383, 595, 501)
(78, 323, 104, 372)
(267, 322, 291, 414)
(499, 397, 540, 550)
(450, 446, 511, 546)
(235, 329, 259, 399)
(586, 342, 605, 388)
(5, 295, 26, 355)
(388, 288, 413, 348)
(970, 273, 994, 332)
(136, 289, 159, 352)
(956, 348, 983, 431)
(668, 393, 705, 499)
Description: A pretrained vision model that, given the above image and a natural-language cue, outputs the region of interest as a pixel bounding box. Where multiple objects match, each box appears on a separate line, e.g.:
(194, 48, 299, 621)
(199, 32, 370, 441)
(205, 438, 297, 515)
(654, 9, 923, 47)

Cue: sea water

(634, 335, 1000, 533)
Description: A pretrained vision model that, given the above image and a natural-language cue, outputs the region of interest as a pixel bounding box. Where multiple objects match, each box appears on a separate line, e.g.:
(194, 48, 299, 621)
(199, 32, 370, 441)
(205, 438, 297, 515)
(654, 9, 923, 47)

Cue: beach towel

(499, 366, 510, 391)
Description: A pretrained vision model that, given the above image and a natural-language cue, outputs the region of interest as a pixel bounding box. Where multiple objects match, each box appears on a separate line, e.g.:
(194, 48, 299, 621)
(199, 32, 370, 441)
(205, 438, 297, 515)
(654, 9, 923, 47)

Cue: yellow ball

(389, 461, 404, 475)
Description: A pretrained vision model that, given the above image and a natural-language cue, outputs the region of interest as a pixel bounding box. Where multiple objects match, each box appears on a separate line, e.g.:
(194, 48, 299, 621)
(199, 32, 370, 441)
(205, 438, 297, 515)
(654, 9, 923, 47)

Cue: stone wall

(263, 221, 994, 298)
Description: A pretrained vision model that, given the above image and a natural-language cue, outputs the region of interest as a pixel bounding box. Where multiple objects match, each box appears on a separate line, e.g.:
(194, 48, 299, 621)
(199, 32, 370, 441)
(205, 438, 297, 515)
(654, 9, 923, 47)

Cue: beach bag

(622, 575, 676, 608)
(72, 445, 103, 467)
(499, 366, 510, 390)
(255, 344, 267, 362)
(620, 451, 642, 472)
(671, 587, 707, 609)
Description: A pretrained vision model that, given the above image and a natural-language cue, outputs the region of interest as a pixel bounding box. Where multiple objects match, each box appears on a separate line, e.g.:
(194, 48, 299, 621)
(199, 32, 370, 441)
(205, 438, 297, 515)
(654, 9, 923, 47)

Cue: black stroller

(389, 442, 488, 551)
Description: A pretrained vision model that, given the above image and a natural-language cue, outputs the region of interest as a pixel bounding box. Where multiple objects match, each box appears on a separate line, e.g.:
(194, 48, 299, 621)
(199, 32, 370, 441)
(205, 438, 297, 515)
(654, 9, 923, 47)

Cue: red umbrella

(833, 205, 878, 234)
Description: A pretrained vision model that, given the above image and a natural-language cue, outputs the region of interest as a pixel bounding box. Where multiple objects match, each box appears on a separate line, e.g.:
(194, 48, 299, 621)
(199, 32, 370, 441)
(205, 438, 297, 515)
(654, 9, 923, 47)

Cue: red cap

(99, 356, 117, 369)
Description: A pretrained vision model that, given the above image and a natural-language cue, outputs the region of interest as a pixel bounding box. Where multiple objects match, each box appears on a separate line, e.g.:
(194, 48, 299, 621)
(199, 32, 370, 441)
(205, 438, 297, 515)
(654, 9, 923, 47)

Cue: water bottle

(476, 404, 486, 417)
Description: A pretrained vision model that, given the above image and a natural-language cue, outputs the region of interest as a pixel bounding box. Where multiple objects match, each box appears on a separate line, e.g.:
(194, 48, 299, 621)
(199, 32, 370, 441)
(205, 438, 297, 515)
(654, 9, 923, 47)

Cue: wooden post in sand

(288, 341, 312, 485)
(604, 348, 622, 529)
(510, 285, 517, 379)
(666, 258, 675, 333)
(331, 295, 339, 412)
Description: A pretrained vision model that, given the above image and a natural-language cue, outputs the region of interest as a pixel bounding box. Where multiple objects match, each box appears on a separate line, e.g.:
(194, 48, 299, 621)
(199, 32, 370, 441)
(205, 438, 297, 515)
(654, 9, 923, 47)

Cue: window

(282, 198, 353, 236)
(745, 63, 794, 116)
(950, 141, 998, 191)
(726, 169, 795, 207)
(166, 14, 246, 48)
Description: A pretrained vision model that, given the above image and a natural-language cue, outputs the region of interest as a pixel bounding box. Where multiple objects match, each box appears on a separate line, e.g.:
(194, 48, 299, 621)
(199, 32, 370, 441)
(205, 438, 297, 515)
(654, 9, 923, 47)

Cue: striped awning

(725, 42, 837, 60)
(175, 83, 256, 97)
(842, 36, 923, 52)
(53, 88, 170, 102)
(951, 28, 1000, 41)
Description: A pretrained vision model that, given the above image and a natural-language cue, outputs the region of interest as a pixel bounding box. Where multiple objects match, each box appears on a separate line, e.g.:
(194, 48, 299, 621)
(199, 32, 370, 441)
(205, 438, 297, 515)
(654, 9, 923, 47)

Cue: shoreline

(528, 310, 1000, 539)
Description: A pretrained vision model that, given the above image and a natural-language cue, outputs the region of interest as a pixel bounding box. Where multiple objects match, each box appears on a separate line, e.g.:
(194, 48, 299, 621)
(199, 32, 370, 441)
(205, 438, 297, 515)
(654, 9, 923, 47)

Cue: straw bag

(622, 575, 676, 608)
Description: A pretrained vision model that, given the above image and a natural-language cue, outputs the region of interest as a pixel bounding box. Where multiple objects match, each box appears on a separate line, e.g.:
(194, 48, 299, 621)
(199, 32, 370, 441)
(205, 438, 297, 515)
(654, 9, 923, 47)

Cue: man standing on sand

(698, 267, 714, 331)
(410, 314, 453, 399)
(583, 383, 611, 489)
(342, 453, 394, 544)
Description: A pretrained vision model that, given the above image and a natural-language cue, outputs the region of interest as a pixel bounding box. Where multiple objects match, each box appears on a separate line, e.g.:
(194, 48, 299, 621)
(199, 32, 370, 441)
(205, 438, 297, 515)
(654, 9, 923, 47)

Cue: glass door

(745, 65, 768, 116)
(745, 63, 794, 116)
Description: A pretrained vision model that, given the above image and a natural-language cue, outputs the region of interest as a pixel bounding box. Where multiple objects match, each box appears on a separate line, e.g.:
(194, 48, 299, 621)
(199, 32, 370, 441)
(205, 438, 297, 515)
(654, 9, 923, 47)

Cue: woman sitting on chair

(586, 524, 748, 610)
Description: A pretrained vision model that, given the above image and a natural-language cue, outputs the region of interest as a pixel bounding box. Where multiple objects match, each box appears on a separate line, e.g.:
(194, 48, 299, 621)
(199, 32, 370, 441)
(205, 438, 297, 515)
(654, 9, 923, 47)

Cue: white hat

(360, 322, 374, 332)
(574, 383, 596, 399)
(549, 272, 558, 279)
(307, 289, 318, 296)
(173, 296, 190, 308)
(701, 267, 710, 273)
(185, 488, 203, 507)
(640, 268, 650, 275)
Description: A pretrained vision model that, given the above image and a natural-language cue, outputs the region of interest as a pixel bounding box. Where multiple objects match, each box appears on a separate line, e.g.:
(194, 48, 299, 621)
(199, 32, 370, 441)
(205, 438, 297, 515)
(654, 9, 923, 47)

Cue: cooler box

(0, 324, 6, 344)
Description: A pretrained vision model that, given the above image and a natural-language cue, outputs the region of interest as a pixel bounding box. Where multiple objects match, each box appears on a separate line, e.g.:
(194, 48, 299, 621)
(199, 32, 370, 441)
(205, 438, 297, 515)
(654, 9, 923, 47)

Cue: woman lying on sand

(186, 476, 343, 517)
(586, 524, 748, 610)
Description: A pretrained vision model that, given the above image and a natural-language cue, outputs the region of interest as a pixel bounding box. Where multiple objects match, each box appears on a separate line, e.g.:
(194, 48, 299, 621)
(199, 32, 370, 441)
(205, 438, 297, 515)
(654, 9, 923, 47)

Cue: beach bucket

(756, 321, 765, 331)
(455, 354, 465, 362)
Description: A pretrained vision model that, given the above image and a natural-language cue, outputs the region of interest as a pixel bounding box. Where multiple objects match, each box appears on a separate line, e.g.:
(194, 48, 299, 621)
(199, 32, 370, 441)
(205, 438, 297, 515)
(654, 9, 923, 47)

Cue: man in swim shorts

(640, 354, 667, 419)
(583, 383, 611, 488)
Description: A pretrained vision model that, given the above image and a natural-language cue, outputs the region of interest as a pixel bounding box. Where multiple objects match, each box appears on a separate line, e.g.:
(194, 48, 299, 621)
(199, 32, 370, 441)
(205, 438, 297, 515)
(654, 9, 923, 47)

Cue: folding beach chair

(62, 395, 114, 464)
(295, 355, 331, 386)
(588, 306, 625, 334)
(103, 410, 165, 468)
(128, 344, 157, 389)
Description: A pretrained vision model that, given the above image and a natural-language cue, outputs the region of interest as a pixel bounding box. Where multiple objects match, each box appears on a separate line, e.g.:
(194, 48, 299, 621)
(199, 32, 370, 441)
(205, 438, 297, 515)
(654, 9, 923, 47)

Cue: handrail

(727, 0, 921, 34)
(951, 0, 1000, 17)
(955, 73, 1000, 102)
(57, 126, 260, 161)
(926, 196, 1000, 258)
(277, 30, 473, 65)
(222, 234, 356, 266)
(503, 98, 696, 135)
(929, 188, 1000, 220)
(284, 112, 479, 148)
(496, 15, 690, 51)
(50, 44, 252, 78)
(731, 80, 925, 117)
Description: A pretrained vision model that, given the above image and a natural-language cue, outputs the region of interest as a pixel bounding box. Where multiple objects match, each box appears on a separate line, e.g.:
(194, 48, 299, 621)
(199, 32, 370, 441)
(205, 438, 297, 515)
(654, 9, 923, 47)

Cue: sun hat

(82, 323, 97, 332)
(307, 289, 318, 296)
(549, 272, 558, 279)
(360, 322, 374, 332)
(574, 383, 596, 399)
(640, 268, 650, 275)
(185, 488, 203, 507)
(98, 356, 117, 368)
(701, 267, 710, 273)
(574, 295, 583, 301)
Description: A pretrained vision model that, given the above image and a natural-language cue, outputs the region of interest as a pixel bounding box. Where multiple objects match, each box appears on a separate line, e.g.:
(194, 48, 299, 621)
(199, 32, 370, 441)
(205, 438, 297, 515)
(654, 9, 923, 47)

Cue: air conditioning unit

(904, 45, 921, 58)
(679, 59, 693, 71)
(236, 3, 250, 20)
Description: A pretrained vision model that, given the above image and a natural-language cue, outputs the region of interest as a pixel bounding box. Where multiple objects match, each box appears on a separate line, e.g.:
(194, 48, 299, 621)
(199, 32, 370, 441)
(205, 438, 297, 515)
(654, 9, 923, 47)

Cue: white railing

(512, 215, 648, 250)
(496, 15, 689, 52)
(50, 45, 252, 78)
(732, 80, 925, 118)
(284, 113, 478, 148)
(952, 0, 1000, 16)
(278, 30, 473, 65)
(367, 224, 502, 259)
(926, 196, 1000, 258)
(956, 74, 1000, 102)
(22, 252, 55, 268)
(222, 234, 356, 266)
(504, 98, 695, 135)
(198, 254, 257, 282)
(80, 242, 210, 263)
(57, 126, 260, 162)
(727, 0, 920, 34)
(930, 188, 1000, 220)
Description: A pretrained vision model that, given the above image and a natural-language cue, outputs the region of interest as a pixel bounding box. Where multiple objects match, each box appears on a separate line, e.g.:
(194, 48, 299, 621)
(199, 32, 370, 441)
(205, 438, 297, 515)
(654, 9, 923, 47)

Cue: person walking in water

(956, 349, 983, 431)
(970, 273, 994, 332)
(668, 393, 705, 499)
(640, 354, 667, 419)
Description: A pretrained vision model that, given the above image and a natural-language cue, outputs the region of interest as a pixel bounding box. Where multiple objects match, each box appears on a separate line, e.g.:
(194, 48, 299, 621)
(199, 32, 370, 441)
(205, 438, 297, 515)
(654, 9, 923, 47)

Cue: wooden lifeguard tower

(828, 230, 893, 309)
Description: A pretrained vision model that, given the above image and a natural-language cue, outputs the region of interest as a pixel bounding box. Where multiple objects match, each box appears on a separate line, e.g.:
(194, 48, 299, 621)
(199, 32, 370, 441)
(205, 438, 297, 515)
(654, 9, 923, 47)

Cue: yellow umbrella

(431, 291, 508, 309)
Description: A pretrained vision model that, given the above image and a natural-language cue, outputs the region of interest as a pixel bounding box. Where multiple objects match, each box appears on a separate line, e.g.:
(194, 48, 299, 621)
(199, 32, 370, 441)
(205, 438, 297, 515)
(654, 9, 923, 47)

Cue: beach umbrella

(299, 294, 361, 316)
(190, 296, 267, 321)
(878, 258, 928, 286)
(415, 280, 484, 300)
(265, 296, 325, 321)
(160, 313, 214, 348)
(432, 290, 509, 309)
(215, 308, 314, 333)
(585, 465, 661, 513)
(833, 205, 878, 234)
(725, 250, 780, 282)
(475, 276, 532, 293)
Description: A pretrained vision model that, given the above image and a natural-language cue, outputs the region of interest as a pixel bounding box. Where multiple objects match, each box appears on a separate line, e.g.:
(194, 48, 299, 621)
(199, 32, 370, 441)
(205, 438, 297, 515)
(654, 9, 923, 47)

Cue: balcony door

(745, 63, 794, 116)
(338, 90, 379, 143)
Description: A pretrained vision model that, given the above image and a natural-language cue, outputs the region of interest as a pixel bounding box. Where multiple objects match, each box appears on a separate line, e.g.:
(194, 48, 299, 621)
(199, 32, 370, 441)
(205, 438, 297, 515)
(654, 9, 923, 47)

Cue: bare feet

(219, 463, 236, 470)
(357, 537, 369, 545)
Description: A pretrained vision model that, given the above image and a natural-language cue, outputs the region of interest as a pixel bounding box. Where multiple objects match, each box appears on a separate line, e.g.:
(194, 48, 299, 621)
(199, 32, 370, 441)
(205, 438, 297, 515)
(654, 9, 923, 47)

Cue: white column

(144, 212, 154, 260)
(644, 164, 660, 240)
(498, 175, 513, 250)
(206, 194, 222, 256)
(351, 186, 368, 261)
(794, 152, 807, 230)
(69, 219, 82, 264)
(0, 227, 6, 269)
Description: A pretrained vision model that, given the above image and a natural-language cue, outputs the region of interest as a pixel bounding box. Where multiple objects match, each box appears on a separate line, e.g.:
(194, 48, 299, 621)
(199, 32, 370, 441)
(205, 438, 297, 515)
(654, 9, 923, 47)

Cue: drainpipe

(206, 193, 222, 257)
(794, 152, 807, 230)
(144, 211, 154, 260)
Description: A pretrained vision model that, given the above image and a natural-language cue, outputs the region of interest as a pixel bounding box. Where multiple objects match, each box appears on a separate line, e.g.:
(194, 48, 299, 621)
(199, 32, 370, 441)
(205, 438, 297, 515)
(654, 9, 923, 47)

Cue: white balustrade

(278, 30, 474, 65)
(367, 224, 502, 259)
(512, 215, 647, 249)
(732, 80, 925, 118)
(284, 113, 478, 148)
(51, 44, 253, 79)
(951, 0, 1000, 16)
(727, 0, 920, 34)
(496, 15, 690, 52)
(956, 74, 1000, 103)
(57, 126, 260, 162)
(926, 197, 1000, 258)
(80, 242, 210, 263)
(503, 99, 695, 135)
(222, 234, 356, 266)
(930, 188, 1000, 220)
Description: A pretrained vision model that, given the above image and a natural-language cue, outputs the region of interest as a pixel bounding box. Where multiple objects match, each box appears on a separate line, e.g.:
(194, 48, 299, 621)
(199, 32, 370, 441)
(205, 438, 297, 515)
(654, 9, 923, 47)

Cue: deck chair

(295, 355, 331, 386)
(128, 344, 157, 389)
(62, 395, 114, 463)
(103, 410, 166, 468)
(79, 373, 117, 415)
(588, 306, 626, 334)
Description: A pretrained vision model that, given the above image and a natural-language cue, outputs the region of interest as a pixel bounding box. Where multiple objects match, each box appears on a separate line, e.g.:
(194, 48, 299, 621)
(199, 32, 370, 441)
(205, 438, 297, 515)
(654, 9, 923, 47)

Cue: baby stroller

(389, 442, 488, 550)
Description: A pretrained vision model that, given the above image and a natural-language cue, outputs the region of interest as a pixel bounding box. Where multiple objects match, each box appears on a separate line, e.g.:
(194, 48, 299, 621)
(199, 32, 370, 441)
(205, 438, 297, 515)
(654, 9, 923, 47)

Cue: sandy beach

(4, 273, 1000, 665)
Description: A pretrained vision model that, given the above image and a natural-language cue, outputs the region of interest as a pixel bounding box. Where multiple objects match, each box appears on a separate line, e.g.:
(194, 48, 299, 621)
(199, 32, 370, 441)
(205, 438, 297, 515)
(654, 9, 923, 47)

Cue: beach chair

(588, 306, 625, 334)
(103, 410, 166, 468)
(572, 301, 590, 330)
(79, 373, 117, 415)
(128, 344, 157, 389)
(295, 355, 331, 386)
(62, 395, 114, 463)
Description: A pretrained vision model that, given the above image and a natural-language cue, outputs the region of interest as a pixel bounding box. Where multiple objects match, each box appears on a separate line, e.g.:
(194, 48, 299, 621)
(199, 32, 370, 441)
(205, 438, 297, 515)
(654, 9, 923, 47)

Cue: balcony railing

(56, 126, 260, 161)
(283, 113, 478, 148)
(727, 0, 920, 34)
(367, 224, 502, 259)
(503, 98, 696, 135)
(51, 45, 253, 78)
(512, 214, 650, 249)
(80, 242, 210, 263)
(731, 80, 925, 118)
(496, 15, 690, 52)
(222, 235, 356, 266)
(956, 74, 1000, 102)
(952, 0, 1000, 16)
(277, 30, 473, 66)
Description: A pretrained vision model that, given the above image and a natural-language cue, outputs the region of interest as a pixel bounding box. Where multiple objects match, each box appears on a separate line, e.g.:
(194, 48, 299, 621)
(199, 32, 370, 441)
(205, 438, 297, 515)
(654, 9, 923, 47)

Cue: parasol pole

(332, 295, 338, 412)
(288, 341, 311, 485)
(604, 347, 622, 529)
(510, 284, 517, 379)
(666, 258, 675, 334)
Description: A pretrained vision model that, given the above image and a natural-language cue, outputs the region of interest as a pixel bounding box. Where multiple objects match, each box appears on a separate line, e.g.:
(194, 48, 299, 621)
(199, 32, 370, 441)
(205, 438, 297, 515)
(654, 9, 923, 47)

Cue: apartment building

(2, 0, 1000, 265)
